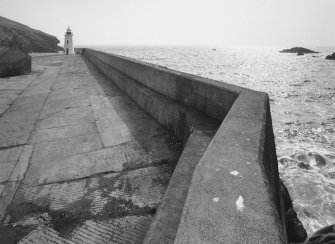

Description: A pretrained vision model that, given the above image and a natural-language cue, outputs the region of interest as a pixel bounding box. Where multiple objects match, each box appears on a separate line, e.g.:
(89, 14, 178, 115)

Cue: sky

(0, 0, 334, 47)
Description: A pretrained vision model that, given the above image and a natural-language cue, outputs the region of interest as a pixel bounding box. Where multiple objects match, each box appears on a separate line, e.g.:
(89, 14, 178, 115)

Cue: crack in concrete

(0, 55, 182, 243)
(20, 158, 173, 188)
(0, 68, 49, 121)
(0, 144, 25, 150)
(39, 104, 92, 118)
(88, 95, 104, 150)
(29, 130, 98, 145)
(26, 68, 64, 144)
(0, 66, 64, 225)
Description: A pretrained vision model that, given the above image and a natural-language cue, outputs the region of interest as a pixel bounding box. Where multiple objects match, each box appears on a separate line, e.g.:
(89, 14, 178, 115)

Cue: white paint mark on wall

(236, 196, 245, 211)
(213, 197, 220, 203)
(230, 170, 239, 176)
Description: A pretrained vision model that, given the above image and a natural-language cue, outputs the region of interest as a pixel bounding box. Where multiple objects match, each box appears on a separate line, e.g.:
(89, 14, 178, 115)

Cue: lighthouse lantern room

(64, 26, 74, 55)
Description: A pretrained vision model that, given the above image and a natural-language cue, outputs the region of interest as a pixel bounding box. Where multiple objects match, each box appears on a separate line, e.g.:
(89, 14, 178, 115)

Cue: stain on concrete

(0, 54, 183, 243)
(1, 164, 173, 242)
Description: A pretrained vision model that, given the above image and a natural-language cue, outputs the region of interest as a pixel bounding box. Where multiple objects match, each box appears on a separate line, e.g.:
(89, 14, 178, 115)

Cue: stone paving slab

(0, 181, 20, 220)
(31, 133, 103, 162)
(0, 147, 23, 165)
(8, 145, 33, 182)
(0, 79, 31, 90)
(21, 67, 62, 97)
(0, 126, 32, 148)
(45, 93, 91, 107)
(17, 216, 153, 244)
(0, 130, 27, 187)
(0, 94, 47, 124)
(0, 89, 23, 98)
(2, 164, 171, 243)
(0, 54, 182, 243)
(23, 141, 179, 186)
(0, 97, 16, 107)
(0, 162, 17, 184)
(39, 105, 93, 120)
(34, 113, 96, 130)
(29, 123, 98, 144)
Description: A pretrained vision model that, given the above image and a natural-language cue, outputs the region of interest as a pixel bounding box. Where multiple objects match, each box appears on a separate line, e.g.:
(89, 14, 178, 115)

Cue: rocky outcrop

(325, 52, 335, 60)
(280, 180, 308, 243)
(280, 47, 318, 54)
(0, 46, 31, 77)
(0, 16, 63, 53)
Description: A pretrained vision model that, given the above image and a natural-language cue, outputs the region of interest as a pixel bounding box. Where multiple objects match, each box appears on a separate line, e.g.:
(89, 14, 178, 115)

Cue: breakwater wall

(75, 48, 288, 243)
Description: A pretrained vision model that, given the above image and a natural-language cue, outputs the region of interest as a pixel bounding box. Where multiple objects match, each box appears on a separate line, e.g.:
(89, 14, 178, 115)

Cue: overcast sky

(0, 0, 334, 47)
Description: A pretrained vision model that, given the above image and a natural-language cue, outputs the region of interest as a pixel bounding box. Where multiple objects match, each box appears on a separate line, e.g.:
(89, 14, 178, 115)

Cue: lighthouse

(64, 26, 74, 55)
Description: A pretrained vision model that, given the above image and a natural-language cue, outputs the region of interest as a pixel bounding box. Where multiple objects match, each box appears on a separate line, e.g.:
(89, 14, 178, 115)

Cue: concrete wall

(75, 48, 288, 243)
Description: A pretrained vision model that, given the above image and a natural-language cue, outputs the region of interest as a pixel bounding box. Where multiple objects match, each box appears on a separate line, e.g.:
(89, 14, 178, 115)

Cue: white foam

(213, 197, 220, 203)
(236, 196, 245, 211)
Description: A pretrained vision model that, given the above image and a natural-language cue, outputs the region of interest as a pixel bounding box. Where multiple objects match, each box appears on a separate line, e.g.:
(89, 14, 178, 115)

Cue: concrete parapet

(76, 48, 288, 243)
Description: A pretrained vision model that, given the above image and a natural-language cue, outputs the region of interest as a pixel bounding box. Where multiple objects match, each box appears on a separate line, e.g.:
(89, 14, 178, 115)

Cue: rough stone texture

(0, 16, 63, 53)
(0, 147, 23, 183)
(0, 47, 31, 78)
(279, 47, 318, 54)
(325, 52, 335, 60)
(0, 54, 183, 243)
(2, 165, 171, 243)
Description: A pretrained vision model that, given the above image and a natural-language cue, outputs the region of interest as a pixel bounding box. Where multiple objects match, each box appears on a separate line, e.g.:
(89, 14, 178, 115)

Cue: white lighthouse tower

(64, 26, 74, 55)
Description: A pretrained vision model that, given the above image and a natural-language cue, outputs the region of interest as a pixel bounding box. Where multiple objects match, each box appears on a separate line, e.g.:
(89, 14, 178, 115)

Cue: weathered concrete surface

(1, 48, 289, 243)
(79, 49, 288, 243)
(84, 49, 239, 120)
(0, 54, 183, 243)
(174, 92, 285, 244)
(82, 49, 220, 144)
(82, 49, 238, 122)
(143, 131, 214, 243)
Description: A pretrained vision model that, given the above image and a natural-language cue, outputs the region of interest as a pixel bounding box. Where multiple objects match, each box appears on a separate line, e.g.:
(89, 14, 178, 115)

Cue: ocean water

(88, 45, 335, 235)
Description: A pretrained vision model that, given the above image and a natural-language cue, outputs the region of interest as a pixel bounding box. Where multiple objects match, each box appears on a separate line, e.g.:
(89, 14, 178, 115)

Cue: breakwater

(76, 48, 288, 243)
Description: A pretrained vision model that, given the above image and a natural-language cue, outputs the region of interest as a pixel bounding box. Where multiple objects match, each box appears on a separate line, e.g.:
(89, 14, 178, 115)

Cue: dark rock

(280, 180, 308, 242)
(297, 52, 304, 56)
(280, 47, 318, 54)
(304, 225, 335, 244)
(325, 52, 335, 60)
(297, 162, 311, 170)
(314, 153, 327, 167)
(0, 16, 63, 53)
(0, 46, 31, 77)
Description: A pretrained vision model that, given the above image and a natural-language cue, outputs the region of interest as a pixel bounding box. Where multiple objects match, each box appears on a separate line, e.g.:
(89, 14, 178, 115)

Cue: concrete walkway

(0, 55, 181, 243)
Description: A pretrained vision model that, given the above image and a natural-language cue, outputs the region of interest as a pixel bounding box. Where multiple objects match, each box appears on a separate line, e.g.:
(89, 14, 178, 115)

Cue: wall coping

(75, 48, 287, 243)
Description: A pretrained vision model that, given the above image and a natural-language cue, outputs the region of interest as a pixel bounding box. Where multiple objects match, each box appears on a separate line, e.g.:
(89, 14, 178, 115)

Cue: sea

(85, 45, 335, 235)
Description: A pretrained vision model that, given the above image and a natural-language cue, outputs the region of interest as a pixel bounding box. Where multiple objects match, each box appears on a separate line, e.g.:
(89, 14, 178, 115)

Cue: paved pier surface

(0, 55, 181, 243)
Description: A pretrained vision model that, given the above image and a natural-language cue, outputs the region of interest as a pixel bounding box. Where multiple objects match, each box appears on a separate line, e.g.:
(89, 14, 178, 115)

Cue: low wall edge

(75, 47, 288, 243)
